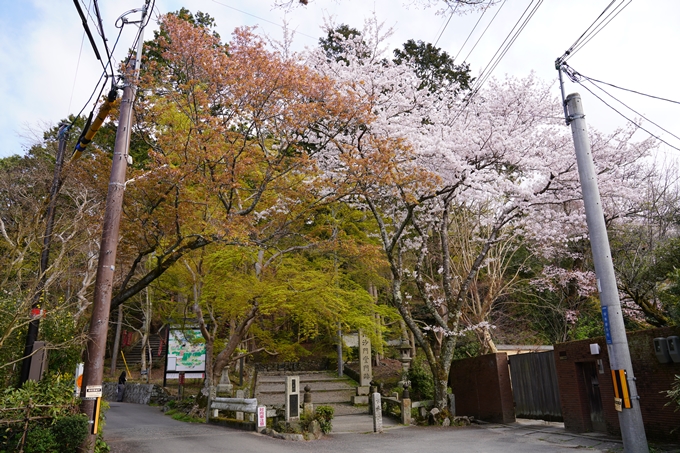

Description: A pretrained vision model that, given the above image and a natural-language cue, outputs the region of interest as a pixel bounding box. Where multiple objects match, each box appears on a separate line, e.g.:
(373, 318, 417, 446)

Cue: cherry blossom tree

(307, 23, 655, 410)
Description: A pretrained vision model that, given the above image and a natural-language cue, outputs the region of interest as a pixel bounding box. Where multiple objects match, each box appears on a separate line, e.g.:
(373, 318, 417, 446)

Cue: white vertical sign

(257, 406, 267, 429)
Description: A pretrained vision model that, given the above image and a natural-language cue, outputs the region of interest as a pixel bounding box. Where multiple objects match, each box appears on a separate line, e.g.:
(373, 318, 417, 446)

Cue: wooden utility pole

(79, 3, 148, 450)
(19, 123, 69, 385)
(565, 93, 648, 453)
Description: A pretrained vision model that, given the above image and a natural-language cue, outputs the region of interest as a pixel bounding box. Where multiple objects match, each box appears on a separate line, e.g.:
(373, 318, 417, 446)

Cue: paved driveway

(104, 402, 624, 453)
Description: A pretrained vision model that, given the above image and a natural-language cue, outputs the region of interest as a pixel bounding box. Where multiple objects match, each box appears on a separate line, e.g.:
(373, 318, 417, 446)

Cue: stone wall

(255, 360, 329, 373)
(343, 365, 360, 384)
(449, 353, 515, 423)
(553, 326, 680, 443)
(103, 382, 169, 405)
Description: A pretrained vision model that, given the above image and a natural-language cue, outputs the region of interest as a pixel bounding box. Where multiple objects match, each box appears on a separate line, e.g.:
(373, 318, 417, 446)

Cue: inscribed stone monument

(358, 330, 372, 387)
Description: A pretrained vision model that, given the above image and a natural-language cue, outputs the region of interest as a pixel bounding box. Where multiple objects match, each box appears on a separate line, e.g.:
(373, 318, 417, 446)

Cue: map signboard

(165, 328, 206, 380)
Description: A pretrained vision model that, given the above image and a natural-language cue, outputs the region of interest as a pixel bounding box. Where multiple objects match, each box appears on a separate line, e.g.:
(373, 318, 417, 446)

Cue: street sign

(614, 398, 623, 412)
(601, 306, 612, 345)
(257, 406, 267, 428)
(85, 385, 102, 398)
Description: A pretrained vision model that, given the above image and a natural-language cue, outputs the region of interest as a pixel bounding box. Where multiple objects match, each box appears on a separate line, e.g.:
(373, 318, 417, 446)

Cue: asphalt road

(104, 402, 623, 453)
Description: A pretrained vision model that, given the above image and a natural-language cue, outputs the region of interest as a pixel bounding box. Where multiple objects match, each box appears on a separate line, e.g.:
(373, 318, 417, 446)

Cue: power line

(453, 0, 543, 123)
(558, 0, 616, 62)
(92, 0, 114, 83)
(454, 0, 493, 62)
(556, 0, 630, 65)
(72, 0, 104, 69)
(473, 0, 543, 91)
(434, 3, 459, 47)
(562, 64, 680, 147)
(462, 0, 508, 63)
(125, 0, 156, 68)
(568, 72, 680, 153)
(68, 0, 92, 117)
(79, 0, 100, 35)
(211, 0, 317, 40)
(564, 0, 632, 62)
(577, 72, 680, 106)
(71, 24, 125, 127)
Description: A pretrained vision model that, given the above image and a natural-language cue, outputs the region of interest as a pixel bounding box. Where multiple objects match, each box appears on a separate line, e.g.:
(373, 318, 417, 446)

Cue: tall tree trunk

(139, 288, 152, 376)
(479, 325, 497, 354)
(110, 305, 123, 376)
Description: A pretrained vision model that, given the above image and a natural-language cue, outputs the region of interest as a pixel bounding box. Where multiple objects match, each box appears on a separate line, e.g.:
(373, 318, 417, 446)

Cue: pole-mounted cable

(72, 0, 103, 64)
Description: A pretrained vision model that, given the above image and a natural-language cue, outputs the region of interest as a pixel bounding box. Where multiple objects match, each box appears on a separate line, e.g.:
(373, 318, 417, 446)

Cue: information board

(165, 328, 206, 381)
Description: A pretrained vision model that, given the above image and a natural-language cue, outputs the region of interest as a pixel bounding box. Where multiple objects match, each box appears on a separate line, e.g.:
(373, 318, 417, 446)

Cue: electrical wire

(558, 0, 616, 62)
(556, 0, 631, 65)
(454, 0, 492, 62)
(92, 0, 114, 84)
(572, 78, 680, 153)
(564, 0, 632, 62)
(563, 64, 680, 145)
(79, 0, 100, 36)
(577, 73, 680, 106)
(589, 81, 680, 143)
(434, 2, 459, 47)
(72, 73, 108, 124)
(211, 0, 317, 40)
(124, 0, 155, 69)
(70, 24, 125, 127)
(462, 0, 507, 63)
(67, 0, 92, 117)
(472, 0, 543, 94)
(72, 0, 104, 70)
(451, 0, 544, 124)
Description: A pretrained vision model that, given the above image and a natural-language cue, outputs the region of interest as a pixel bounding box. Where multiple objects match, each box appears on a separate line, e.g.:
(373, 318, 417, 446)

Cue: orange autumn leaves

(132, 15, 369, 245)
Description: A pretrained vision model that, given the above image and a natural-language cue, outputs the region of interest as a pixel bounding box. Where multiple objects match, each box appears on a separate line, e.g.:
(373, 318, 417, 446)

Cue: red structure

(553, 326, 680, 443)
(449, 352, 515, 423)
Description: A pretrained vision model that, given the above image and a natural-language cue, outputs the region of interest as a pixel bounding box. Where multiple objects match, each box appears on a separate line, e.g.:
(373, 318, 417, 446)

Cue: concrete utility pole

(79, 4, 148, 450)
(565, 93, 648, 453)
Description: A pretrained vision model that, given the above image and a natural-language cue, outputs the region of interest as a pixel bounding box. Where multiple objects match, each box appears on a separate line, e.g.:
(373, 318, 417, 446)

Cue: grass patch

(165, 409, 205, 423)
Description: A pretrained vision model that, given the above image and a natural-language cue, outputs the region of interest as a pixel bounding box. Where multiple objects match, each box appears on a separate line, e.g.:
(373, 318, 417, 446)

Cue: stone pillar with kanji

(358, 330, 372, 387)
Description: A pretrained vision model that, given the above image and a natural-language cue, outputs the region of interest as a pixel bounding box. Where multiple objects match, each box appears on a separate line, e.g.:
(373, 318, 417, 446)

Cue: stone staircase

(254, 371, 367, 416)
(122, 334, 165, 366)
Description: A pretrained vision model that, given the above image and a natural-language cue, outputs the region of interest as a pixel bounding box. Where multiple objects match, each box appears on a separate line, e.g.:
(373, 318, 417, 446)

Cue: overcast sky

(1, 0, 679, 158)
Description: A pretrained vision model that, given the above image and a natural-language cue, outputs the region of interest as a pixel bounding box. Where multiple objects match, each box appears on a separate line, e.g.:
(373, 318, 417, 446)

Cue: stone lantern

(398, 337, 412, 373)
(398, 337, 412, 400)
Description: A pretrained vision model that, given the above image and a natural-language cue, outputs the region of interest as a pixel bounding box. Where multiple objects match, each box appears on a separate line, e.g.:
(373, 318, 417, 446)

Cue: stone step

(254, 370, 358, 407)
(257, 391, 356, 405)
(122, 335, 165, 366)
(324, 402, 369, 416)
(258, 376, 350, 383)
(258, 388, 356, 395)
(256, 381, 355, 391)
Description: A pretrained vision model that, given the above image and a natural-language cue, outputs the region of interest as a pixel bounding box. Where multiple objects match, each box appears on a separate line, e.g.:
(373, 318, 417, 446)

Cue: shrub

(0, 375, 110, 453)
(408, 361, 434, 401)
(314, 405, 334, 434)
(52, 414, 89, 451)
(665, 374, 680, 412)
(24, 426, 57, 453)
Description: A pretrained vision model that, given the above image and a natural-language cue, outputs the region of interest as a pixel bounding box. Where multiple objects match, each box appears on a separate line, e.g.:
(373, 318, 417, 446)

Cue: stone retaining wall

(103, 382, 169, 405)
(255, 360, 330, 372)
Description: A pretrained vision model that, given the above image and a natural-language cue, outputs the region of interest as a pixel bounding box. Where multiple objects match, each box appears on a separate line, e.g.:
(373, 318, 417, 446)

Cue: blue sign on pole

(601, 306, 612, 345)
